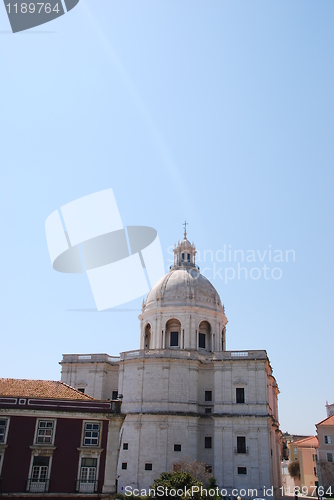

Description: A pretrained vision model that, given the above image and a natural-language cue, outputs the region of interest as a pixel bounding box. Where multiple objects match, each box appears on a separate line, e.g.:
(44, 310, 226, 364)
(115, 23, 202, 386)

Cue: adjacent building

(0, 378, 123, 497)
(288, 436, 318, 491)
(316, 414, 334, 494)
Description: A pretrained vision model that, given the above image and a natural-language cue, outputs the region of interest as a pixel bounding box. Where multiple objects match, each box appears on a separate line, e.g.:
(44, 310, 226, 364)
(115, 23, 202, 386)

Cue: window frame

(81, 421, 102, 448)
(76, 453, 101, 493)
(170, 331, 179, 347)
(34, 419, 56, 445)
(199, 333, 206, 349)
(0, 417, 10, 445)
(324, 435, 333, 445)
(237, 436, 246, 454)
(205, 391, 212, 402)
(205, 436, 212, 449)
(238, 466, 247, 475)
(236, 387, 245, 404)
(27, 454, 53, 492)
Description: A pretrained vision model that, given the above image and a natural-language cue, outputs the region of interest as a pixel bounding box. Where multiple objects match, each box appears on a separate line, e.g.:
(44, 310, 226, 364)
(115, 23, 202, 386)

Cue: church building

(60, 231, 282, 497)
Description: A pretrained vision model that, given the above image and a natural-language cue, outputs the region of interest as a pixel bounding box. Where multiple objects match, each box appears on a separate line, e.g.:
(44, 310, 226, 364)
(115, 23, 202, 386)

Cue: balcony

(26, 478, 50, 493)
(75, 479, 99, 493)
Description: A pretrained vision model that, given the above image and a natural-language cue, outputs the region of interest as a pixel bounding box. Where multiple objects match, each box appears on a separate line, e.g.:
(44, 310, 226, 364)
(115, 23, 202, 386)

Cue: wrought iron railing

(75, 479, 99, 493)
(26, 478, 50, 492)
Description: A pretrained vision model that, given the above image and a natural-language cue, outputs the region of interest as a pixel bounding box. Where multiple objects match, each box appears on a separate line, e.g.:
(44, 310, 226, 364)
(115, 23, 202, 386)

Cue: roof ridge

(316, 414, 334, 427)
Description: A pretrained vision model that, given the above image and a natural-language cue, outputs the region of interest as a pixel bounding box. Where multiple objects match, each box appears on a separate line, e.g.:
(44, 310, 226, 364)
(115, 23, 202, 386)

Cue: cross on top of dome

(183, 220, 188, 238)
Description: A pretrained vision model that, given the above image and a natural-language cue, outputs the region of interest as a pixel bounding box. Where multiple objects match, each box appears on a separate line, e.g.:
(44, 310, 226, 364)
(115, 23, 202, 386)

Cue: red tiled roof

(293, 435, 318, 448)
(316, 414, 334, 427)
(0, 378, 94, 401)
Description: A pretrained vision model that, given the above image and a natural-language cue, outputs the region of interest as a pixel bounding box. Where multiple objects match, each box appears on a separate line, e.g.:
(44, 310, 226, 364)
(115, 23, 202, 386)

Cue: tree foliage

(150, 471, 203, 500)
(173, 458, 214, 486)
(288, 461, 300, 478)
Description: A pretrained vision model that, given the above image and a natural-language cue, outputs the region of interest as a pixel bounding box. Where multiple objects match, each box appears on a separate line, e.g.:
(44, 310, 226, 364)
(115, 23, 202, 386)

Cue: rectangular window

(145, 463, 153, 471)
(174, 444, 181, 452)
(205, 437, 212, 449)
(237, 436, 246, 454)
(294, 446, 298, 454)
(36, 420, 55, 444)
(238, 466, 247, 475)
(29, 456, 50, 492)
(123, 442, 128, 450)
(0, 419, 8, 444)
(236, 388, 245, 404)
(112, 391, 118, 400)
(324, 435, 333, 445)
(205, 391, 212, 402)
(122, 462, 127, 470)
(80, 457, 97, 483)
(199, 333, 206, 349)
(77, 457, 97, 493)
(312, 453, 317, 462)
(187, 253, 190, 262)
(327, 453, 333, 462)
(83, 422, 101, 446)
(78, 388, 85, 394)
(170, 331, 179, 347)
(205, 408, 212, 414)
(314, 467, 317, 476)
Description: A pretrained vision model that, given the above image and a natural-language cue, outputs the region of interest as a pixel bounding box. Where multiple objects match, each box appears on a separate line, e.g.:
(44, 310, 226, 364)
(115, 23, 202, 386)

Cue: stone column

(102, 416, 124, 493)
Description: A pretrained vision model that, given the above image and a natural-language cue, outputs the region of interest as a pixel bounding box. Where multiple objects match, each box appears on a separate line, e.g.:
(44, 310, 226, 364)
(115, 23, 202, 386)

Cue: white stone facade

(60, 233, 282, 498)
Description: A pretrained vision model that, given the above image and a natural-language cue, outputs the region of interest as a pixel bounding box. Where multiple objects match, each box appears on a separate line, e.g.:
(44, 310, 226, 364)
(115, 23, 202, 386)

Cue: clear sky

(1, 0, 333, 435)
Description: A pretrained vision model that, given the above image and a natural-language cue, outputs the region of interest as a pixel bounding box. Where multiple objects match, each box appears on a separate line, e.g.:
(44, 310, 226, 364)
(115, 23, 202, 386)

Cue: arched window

(221, 327, 226, 351)
(166, 319, 181, 348)
(198, 321, 211, 352)
(144, 323, 152, 349)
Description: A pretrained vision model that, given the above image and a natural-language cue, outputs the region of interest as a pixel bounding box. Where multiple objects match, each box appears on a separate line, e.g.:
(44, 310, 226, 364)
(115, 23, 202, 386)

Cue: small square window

(238, 467, 247, 475)
(324, 435, 333, 445)
(170, 331, 179, 347)
(205, 465, 212, 473)
(205, 391, 212, 402)
(236, 388, 245, 404)
(83, 422, 101, 446)
(112, 391, 118, 400)
(0, 419, 8, 444)
(199, 333, 206, 349)
(36, 420, 55, 444)
(174, 444, 181, 452)
(122, 462, 127, 470)
(205, 437, 212, 449)
(205, 408, 212, 414)
(78, 388, 85, 394)
(123, 442, 128, 450)
(145, 463, 153, 471)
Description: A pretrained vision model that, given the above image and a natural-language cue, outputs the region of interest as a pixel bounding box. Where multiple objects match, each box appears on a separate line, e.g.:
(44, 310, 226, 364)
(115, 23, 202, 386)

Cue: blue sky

(1, 0, 333, 435)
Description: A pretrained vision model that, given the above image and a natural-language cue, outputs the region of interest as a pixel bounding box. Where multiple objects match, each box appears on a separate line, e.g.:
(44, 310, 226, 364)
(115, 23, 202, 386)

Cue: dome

(145, 266, 221, 311)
